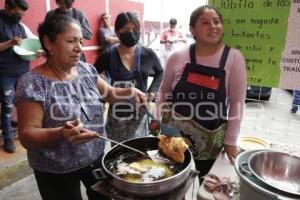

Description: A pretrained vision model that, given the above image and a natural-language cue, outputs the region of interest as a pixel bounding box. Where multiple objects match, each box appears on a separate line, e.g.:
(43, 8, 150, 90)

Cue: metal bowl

(235, 150, 299, 200)
(248, 150, 300, 196)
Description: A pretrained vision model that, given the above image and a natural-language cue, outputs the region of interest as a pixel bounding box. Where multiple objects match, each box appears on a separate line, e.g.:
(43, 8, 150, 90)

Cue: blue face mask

(119, 31, 140, 47)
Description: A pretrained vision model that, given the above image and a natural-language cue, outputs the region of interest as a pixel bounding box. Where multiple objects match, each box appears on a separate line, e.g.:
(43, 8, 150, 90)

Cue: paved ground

(241, 89, 300, 146)
(0, 89, 299, 200)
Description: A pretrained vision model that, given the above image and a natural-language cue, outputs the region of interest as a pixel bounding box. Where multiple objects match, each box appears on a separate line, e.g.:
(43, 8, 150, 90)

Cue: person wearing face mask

(45, 0, 92, 61)
(0, 0, 29, 153)
(94, 12, 164, 144)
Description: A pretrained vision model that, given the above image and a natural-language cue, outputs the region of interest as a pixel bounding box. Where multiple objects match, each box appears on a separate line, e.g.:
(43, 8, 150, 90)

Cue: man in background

(0, 0, 29, 153)
(45, 0, 92, 61)
(98, 13, 119, 84)
(98, 13, 119, 55)
(160, 18, 186, 67)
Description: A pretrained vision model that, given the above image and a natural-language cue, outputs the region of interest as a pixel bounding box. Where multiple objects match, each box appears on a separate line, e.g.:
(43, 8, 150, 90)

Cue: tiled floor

(240, 89, 300, 146)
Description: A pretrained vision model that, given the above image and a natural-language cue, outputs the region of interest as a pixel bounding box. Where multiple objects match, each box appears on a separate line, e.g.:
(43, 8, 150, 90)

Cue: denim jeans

(292, 90, 300, 107)
(0, 74, 19, 140)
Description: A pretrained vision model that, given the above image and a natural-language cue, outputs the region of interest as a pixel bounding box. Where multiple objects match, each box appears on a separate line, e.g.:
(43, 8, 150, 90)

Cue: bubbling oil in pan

(105, 151, 186, 183)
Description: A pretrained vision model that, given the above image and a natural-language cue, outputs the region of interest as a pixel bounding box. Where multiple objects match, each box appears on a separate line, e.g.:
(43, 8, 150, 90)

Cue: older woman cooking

(13, 14, 146, 200)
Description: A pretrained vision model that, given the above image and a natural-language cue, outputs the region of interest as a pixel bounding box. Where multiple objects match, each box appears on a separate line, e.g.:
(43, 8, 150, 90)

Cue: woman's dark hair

(114, 12, 140, 32)
(38, 14, 80, 55)
(189, 5, 222, 28)
(5, 0, 28, 10)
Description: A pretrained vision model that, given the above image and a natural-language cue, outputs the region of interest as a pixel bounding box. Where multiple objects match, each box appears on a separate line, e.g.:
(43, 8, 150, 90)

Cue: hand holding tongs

(138, 104, 181, 137)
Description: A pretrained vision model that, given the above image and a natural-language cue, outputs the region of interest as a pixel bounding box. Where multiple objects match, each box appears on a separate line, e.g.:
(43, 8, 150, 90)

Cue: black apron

(162, 44, 230, 160)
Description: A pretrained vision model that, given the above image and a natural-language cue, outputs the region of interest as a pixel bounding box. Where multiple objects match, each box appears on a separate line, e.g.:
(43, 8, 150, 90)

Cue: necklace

(46, 61, 77, 81)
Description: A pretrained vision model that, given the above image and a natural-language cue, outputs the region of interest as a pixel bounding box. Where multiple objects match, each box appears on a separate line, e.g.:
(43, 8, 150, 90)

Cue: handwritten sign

(209, 0, 300, 89)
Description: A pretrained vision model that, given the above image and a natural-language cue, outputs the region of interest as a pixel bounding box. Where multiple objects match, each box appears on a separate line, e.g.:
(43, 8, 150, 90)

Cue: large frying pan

(94, 136, 193, 196)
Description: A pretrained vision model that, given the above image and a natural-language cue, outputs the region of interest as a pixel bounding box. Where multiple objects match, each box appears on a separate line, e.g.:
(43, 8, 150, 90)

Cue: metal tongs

(96, 134, 173, 164)
(128, 98, 181, 137)
(139, 105, 181, 137)
(96, 134, 149, 158)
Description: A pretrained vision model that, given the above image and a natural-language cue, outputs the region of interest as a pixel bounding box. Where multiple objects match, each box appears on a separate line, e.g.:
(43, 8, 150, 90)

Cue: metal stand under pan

(91, 170, 199, 200)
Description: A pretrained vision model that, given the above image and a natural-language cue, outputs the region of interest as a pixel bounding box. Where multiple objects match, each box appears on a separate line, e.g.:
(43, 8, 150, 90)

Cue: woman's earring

(49, 50, 53, 56)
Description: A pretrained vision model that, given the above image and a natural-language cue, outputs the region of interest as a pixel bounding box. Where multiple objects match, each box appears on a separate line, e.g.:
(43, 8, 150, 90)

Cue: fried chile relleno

(158, 135, 189, 163)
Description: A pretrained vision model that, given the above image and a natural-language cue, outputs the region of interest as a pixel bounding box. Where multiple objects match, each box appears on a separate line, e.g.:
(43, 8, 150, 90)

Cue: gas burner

(91, 171, 198, 200)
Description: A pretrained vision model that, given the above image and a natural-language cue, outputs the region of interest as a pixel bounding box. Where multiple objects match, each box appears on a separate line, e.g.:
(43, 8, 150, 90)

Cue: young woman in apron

(94, 12, 163, 143)
(155, 5, 247, 180)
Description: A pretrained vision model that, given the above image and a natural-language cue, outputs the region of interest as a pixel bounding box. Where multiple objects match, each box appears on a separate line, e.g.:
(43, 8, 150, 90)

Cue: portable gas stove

(91, 170, 198, 200)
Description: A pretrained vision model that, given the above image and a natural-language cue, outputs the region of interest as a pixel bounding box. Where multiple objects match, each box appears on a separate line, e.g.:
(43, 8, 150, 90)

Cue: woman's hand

(10, 36, 22, 46)
(62, 118, 98, 144)
(131, 87, 147, 105)
(223, 144, 241, 164)
(146, 92, 155, 102)
(129, 88, 148, 114)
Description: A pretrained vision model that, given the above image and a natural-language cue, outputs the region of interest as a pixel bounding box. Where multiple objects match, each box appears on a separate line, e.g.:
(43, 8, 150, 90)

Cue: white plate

(238, 136, 270, 151)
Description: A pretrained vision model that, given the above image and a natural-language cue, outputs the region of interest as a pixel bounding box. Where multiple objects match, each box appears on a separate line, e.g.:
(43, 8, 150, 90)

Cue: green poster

(209, 0, 291, 88)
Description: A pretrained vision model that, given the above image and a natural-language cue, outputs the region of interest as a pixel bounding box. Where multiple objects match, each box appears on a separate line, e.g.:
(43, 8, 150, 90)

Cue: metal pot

(247, 151, 300, 196)
(93, 136, 193, 196)
(235, 150, 300, 200)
